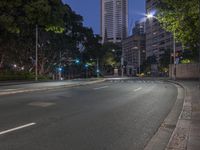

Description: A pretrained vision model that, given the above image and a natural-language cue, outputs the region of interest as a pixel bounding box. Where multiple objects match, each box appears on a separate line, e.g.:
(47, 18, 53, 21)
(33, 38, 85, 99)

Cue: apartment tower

(101, 0, 128, 44)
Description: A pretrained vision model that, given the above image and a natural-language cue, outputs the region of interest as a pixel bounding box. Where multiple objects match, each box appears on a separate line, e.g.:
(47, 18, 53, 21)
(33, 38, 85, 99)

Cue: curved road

(0, 79, 178, 150)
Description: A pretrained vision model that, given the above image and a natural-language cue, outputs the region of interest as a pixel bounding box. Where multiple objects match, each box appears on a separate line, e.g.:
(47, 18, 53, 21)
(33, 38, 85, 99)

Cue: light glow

(146, 13, 154, 19)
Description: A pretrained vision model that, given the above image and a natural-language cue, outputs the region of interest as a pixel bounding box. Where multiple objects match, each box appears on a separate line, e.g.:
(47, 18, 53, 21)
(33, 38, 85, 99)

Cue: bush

(0, 71, 50, 81)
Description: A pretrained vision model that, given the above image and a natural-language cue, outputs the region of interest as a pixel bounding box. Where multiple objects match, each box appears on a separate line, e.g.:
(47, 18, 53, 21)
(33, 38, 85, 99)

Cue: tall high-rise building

(101, 0, 128, 44)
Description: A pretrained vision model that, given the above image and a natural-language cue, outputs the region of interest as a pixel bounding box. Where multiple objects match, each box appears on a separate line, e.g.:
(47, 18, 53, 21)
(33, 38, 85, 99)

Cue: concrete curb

(0, 80, 52, 87)
(0, 78, 104, 86)
(144, 80, 186, 150)
(0, 79, 106, 96)
(165, 81, 191, 150)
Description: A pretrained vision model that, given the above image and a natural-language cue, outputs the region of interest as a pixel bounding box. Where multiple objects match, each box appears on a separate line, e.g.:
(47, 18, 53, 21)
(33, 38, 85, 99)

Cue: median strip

(0, 123, 36, 135)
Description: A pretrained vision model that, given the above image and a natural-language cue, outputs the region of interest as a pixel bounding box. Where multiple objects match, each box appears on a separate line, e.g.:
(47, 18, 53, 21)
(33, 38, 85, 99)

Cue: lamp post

(121, 54, 124, 78)
(146, 13, 155, 76)
(146, 13, 176, 79)
(138, 49, 141, 74)
(59, 51, 62, 80)
(173, 31, 176, 80)
(35, 24, 38, 81)
(132, 47, 141, 75)
(97, 58, 100, 78)
(90, 58, 100, 78)
(199, 0, 200, 88)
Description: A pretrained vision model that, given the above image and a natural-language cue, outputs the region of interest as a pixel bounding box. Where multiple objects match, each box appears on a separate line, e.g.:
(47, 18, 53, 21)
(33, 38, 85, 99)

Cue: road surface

(0, 79, 178, 150)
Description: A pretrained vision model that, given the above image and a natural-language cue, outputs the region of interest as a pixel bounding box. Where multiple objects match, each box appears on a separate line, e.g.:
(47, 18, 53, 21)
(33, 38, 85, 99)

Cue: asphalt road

(0, 79, 178, 150)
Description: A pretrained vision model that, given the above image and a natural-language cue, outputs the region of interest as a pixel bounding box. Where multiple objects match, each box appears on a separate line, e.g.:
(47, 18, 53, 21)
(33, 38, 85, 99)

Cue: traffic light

(85, 64, 89, 68)
(58, 67, 62, 72)
(75, 59, 80, 64)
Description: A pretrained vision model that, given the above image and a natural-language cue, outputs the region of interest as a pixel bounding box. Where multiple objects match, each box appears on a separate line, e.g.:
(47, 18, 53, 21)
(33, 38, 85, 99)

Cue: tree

(0, 0, 66, 71)
(159, 50, 170, 67)
(0, 1, 100, 79)
(156, 0, 200, 58)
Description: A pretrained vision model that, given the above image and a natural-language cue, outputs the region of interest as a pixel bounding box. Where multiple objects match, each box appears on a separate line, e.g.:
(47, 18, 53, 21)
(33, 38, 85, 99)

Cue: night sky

(63, 0, 145, 35)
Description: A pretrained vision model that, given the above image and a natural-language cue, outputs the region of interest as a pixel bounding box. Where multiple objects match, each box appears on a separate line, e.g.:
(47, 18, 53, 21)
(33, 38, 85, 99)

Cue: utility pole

(35, 24, 38, 81)
(59, 51, 62, 80)
(97, 58, 100, 78)
(199, 0, 200, 88)
(138, 49, 141, 74)
(121, 48, 124, 78)
(173, 31, 176, 80)
(121, 56, 124, 78)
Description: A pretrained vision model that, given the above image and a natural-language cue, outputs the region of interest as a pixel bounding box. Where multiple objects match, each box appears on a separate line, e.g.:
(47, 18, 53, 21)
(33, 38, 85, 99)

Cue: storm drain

(161, 123, 176, 130)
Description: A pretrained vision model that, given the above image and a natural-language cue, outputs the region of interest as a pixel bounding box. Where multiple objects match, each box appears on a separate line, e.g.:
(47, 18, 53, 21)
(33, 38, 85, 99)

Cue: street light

(121, 48, 124, 78)
(173, 31, 176, 80)
(35, 24, 38, 81)
(132, 47, 141, 75)
(97, 58, 99, 78)
(13, 64, 17, 68)
(75, 59, 80, 64)
(146, 13, 154, 19)
(199, 0, 200, 88)
(90, 58, 100, 78)
(146, 13, 176, 79)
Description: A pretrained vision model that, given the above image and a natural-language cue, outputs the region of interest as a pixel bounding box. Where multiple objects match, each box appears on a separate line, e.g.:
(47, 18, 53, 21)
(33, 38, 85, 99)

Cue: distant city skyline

(63, 0, 145, 35)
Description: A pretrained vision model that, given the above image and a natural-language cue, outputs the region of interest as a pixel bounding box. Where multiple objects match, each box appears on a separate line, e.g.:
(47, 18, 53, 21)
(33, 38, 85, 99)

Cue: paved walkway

(166, 81, 200, 150)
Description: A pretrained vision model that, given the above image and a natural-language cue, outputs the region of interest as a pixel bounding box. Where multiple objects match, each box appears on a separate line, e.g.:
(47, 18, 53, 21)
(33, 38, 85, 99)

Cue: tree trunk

(39, 59, 45, 75)
(0, 54, 4, 69)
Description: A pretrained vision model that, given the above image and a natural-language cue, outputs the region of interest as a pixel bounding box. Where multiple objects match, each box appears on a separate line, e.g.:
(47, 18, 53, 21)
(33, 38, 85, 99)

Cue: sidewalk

(166, 81, 200, 150)
(0, 78, 105, 96)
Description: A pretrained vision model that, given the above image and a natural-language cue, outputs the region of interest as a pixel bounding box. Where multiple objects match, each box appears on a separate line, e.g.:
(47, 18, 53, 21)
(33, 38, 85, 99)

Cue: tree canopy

(156, 0, 200, 51)
(0, 0, 102, 79)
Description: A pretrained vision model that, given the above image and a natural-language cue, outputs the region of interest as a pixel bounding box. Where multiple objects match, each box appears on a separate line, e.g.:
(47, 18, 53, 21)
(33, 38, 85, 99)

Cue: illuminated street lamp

(90, 58, 100, 78)
(146, 13, 154, 19)
(132, 47, 141, 75)
(13, 64, 17, 68)
(146, 12, 176, 79)
(85, 64, 89, 68)
(58, 67, 62, 72)
(75, 59, 80, 64)
(35, 25, 38, 81)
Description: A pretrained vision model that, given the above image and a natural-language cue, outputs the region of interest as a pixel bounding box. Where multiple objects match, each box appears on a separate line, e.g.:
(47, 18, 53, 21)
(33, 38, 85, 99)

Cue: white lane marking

(28, 102, 55, 107)
(0, 89, 17, 91)
(0, 123, 36, 135)
(134, 87, 142, 92)
(94, 86, 109, 90)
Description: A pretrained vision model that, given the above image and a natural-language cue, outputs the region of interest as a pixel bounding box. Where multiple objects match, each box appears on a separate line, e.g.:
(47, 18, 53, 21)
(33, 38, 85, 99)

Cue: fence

(169, 64, 200, 79)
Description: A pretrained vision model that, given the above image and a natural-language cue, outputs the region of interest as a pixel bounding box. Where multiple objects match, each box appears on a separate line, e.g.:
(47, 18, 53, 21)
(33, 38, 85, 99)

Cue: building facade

(122, 35, 146, 76)
(101, 0, 128, 44)
(132, 20, 146, 36)
(145, 0, 182, 62)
